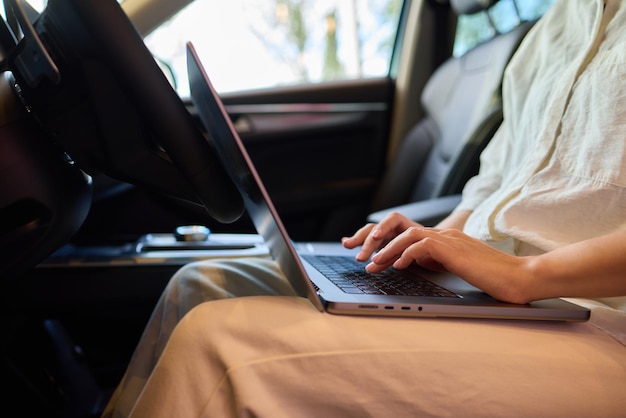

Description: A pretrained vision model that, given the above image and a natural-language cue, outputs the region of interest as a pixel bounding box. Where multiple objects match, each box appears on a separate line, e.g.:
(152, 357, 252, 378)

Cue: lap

(132, 295, 626, 418)
(166, 256, 296, 300)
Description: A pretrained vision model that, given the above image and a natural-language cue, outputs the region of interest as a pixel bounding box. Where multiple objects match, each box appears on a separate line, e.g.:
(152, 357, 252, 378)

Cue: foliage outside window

(145, 0, 403, 95)
(8, 0, 557, 96)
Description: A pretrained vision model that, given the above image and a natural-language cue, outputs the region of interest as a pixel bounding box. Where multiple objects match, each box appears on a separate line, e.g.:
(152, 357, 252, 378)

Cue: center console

(42, 231, 268, 268)
(8, 228, 269, 312)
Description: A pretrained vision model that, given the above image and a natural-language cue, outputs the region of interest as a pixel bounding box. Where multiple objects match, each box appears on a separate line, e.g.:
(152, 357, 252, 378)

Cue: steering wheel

(3, 0, 244, 224)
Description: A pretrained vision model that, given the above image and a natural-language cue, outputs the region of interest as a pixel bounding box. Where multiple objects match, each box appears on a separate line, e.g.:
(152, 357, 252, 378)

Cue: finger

(365, 257, 397, 273)
(394, 235, 451, 271)
(368, 227, 448, 273)
(356, 225, 388, 261)
(379, 212, 422, 233)
(343, 213, 422, 262)
(342, 223, 386, 262)
(341, 223, 375, 249)
(357, 216, 412, 261)
(365, 231, 421, 272)
(372, 226, 431, 262)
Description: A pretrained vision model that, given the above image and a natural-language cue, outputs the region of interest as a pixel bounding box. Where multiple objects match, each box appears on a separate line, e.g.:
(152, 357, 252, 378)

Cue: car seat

(368, 0, 535, 225)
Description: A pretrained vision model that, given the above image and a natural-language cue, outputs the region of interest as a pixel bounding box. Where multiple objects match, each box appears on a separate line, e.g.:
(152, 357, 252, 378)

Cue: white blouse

(457, 0, 626, 341)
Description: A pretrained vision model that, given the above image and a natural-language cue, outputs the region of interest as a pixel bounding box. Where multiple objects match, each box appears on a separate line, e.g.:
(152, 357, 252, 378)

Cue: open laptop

(186, 42, 589, 322)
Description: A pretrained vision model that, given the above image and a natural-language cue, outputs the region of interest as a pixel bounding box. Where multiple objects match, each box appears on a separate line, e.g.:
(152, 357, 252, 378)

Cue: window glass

(0, 0, 47, 17)
(454, 0, 556, 57)
(144, 0, 404, 96)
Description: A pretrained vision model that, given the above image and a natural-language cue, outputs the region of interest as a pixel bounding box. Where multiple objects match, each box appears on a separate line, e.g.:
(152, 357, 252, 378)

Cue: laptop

(186, 42, 589, 322)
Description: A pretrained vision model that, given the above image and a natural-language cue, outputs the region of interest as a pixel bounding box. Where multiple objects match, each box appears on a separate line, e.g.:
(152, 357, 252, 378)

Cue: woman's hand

(341, 212, 421, 262)
(341, 210, 535, 303)
(341, 209, 472, 263)
(366, 226, 533, 304)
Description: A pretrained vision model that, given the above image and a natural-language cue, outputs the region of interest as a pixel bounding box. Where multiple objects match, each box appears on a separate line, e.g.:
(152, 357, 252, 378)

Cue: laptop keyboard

(301, 255, 459, 298)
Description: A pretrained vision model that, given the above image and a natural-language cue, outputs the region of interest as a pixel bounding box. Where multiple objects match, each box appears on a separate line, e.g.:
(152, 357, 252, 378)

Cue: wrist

(522, 254, 557, 302)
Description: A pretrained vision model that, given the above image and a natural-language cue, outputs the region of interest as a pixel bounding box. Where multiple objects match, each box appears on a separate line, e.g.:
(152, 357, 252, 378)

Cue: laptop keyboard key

(302, 255, 459, 298)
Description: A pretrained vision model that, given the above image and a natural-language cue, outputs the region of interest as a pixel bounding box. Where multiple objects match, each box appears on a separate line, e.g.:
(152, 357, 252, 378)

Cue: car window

(6, 0, 555, 95)
(454, 0, 556, 56)
(144, 0, 404, 96)
(0, 0, 46, 15)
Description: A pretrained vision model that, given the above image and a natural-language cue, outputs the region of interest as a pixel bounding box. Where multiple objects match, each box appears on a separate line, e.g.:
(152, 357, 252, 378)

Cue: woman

(104, 0, 626, 416)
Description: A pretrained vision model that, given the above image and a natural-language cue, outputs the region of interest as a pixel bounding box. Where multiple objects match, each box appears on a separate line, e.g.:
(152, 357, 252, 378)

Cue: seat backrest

(370, 1, 534, 212)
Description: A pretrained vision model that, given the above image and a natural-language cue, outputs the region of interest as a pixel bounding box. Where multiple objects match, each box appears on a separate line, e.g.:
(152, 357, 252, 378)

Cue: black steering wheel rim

(5, 0, 244, 224)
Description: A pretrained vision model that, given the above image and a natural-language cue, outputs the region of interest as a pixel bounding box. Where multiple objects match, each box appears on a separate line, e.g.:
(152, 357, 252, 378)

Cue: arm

(527, 230, 626, 301)
(366, 226, 626, 304)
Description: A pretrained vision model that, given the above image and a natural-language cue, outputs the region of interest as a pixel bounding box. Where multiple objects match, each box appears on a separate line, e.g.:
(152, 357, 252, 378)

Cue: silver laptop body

(186, 42, 589, 322)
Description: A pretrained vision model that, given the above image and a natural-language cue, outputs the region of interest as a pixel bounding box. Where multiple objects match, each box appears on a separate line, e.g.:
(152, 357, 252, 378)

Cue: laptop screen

(186, 42, 325, 311)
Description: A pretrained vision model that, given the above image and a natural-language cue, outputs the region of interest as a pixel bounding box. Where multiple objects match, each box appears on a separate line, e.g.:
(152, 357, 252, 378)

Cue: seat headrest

(450, 0, 499, 15)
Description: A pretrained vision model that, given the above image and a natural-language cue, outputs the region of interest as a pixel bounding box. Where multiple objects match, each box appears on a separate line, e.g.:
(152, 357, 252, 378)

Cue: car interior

(0, 0, 554, 416)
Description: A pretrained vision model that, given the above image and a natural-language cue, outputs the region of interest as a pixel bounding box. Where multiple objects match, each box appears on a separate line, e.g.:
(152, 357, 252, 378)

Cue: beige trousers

(105, 258, 626, 418)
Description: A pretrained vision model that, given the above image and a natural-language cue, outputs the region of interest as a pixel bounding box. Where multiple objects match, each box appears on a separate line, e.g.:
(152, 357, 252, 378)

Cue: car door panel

(194, 76, 395, 240)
